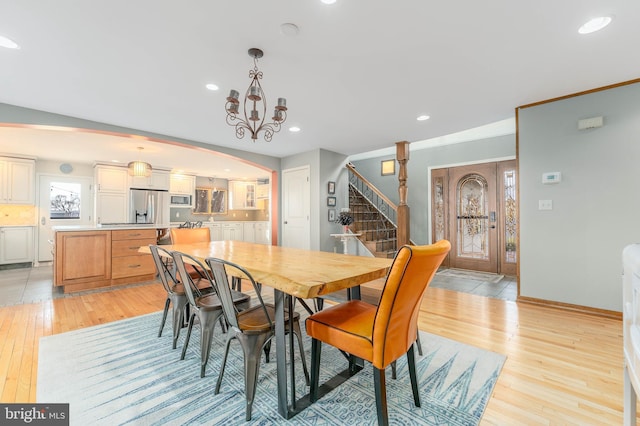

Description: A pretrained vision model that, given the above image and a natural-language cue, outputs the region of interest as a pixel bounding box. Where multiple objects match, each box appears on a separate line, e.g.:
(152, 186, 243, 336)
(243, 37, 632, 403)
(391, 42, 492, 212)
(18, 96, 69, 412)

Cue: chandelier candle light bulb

(225, 48, 288, 142)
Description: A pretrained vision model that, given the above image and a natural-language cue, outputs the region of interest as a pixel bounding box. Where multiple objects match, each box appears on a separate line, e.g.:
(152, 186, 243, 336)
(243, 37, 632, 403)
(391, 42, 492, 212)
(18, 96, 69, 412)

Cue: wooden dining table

(142, 240, 393, 419)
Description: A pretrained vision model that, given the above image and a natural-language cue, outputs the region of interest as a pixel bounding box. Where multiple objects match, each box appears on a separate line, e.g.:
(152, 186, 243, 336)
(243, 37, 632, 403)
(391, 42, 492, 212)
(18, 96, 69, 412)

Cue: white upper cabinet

(229, 181, 257, 210)
(130, 170, 170, 190)
(95, 165, 128, 193)
(0, 157, 35, 204)
(169, 174, 195, 195)
(256, 183, 270, 199)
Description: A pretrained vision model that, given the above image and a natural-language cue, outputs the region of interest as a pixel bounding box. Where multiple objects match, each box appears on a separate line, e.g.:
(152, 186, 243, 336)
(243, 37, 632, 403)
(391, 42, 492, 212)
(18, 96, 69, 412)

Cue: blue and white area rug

(37, 311, 505, 425)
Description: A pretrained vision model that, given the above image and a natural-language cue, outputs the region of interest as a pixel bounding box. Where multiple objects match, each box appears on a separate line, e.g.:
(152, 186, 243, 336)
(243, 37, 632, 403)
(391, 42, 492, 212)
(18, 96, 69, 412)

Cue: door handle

(284, 221, 288, 224)
(41, 217, 46, 225)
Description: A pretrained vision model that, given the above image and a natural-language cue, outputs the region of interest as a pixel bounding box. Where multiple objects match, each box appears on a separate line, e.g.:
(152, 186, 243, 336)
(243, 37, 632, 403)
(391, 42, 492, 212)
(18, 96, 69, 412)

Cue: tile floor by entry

(0, 263, 517, 308)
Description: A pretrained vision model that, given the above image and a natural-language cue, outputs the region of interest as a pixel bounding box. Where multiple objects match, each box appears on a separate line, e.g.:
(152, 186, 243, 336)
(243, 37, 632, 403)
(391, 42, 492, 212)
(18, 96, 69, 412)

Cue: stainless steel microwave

(170, 194, 192, 206)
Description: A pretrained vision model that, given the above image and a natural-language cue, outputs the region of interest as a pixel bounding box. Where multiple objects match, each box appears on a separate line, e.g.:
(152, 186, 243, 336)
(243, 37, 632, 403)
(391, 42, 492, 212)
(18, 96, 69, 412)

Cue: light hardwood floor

(0, 280, 633, 424)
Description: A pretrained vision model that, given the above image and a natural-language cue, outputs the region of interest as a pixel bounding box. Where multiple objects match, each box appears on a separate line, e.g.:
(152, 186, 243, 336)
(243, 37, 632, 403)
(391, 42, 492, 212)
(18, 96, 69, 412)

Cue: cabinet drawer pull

(129, 246, 140, 250)
(129, 233, 142, 237)
(128, 264, 142, 268)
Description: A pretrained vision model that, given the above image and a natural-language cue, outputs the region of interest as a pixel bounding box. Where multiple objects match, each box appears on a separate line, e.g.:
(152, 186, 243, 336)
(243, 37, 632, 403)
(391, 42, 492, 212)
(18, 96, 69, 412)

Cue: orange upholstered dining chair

(169, 227, 211, 279)
(306, 240, 451, 426)
(169, 227, 210, 244)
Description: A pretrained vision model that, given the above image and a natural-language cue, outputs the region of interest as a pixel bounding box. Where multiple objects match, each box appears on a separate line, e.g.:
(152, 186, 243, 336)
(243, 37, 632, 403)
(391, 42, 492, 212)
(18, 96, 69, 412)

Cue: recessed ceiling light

(578, 16, 612, 34)
(321, 0, 337, 4)
(205, 83, 219, 91)
(0, 35, 20, 49)
(417, 115, 430, 121)
(289, 126, 301, 132)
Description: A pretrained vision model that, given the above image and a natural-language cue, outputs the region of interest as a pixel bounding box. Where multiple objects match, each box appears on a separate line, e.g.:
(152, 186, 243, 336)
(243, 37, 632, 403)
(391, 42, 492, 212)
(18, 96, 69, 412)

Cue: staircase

(348, 185, 397, 258)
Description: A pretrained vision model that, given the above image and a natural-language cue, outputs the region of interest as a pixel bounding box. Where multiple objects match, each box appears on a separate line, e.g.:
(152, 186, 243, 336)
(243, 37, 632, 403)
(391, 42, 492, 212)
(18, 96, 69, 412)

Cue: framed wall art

(327, 181, 335, 194)
(381, 159, 395, 176)
(328, 208, 336, 222)
(327, 196, 336, 207)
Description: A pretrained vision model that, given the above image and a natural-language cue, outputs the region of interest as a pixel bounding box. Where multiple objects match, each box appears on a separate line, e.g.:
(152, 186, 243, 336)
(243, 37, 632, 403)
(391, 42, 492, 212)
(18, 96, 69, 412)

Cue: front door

(432, 160, 517, 275)
(37, 174, 93, 262)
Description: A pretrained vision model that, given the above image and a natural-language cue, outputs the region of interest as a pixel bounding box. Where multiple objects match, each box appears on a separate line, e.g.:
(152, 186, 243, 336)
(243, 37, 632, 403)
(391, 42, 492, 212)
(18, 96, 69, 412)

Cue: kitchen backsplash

(0, 205, 37, 226)
(170, 208, 268, 223)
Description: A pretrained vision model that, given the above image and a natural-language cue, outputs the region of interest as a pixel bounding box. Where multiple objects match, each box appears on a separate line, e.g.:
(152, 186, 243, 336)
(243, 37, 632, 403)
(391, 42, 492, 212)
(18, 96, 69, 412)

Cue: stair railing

(347, 163, 398, 226)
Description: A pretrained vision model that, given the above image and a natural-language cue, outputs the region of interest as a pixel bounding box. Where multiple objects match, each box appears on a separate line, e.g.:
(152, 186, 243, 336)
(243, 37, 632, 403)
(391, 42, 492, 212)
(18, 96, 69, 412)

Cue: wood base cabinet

(54, 231, 112, 292)
(111, 229, 156, 280)
(54, 228, 158, 293)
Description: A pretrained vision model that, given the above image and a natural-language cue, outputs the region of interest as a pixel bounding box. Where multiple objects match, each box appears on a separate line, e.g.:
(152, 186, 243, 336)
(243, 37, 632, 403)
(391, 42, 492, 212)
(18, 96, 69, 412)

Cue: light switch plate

(539, 200, 553, 210)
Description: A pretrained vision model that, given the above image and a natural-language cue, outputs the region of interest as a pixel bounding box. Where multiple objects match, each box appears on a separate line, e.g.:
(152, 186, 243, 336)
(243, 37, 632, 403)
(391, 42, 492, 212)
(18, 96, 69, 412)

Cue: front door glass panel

(456, 174, 488, 259)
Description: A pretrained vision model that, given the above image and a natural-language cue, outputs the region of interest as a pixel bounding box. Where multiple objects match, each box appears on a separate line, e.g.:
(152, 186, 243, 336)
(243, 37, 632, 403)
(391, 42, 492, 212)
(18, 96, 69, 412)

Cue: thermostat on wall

(542, 172, 561, 184)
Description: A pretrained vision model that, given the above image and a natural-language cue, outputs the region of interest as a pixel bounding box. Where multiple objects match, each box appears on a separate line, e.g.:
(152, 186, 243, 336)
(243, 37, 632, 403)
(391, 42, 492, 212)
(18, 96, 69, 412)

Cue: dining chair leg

(373, 366, 389, 426)
(292, 320, 310, 385)
(407, 345, 421, 407)
(215, 336, 234, 394)
(181, 314, 196, 360)
(199, 311, 222, 378)
(415, 332, 423, 356)
(391, 361, 397, 380)
(240, 333, 272, 421)
(171, 296, 187, 349)
(263, 340, 271, 363)
(158, 298, 170, 337)
(310, 338, 322, 402)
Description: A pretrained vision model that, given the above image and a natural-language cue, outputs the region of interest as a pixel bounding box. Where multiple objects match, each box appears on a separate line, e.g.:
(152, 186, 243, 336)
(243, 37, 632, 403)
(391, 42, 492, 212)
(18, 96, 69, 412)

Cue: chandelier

(225, 48, 287, 142)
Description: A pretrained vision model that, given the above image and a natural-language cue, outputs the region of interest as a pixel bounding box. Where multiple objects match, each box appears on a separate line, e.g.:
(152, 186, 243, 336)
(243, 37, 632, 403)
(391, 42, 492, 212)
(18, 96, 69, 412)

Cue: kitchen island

(53, 225, 168, 293)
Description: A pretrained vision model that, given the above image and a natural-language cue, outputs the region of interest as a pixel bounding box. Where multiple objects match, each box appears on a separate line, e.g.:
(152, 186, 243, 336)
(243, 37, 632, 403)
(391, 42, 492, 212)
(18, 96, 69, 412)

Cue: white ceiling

(1, 1, 639, 176)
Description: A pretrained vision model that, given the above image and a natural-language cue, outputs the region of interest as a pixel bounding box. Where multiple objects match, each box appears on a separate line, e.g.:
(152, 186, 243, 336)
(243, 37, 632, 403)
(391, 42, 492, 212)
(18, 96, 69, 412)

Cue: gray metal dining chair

(171, 250, 251, 377)
(150, 245, 188, 349)
(205, 256, 309, 421)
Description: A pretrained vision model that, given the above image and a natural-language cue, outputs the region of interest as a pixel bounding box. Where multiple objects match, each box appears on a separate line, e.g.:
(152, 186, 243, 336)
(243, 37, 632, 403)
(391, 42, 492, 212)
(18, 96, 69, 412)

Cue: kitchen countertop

(53, 224, 171, 232)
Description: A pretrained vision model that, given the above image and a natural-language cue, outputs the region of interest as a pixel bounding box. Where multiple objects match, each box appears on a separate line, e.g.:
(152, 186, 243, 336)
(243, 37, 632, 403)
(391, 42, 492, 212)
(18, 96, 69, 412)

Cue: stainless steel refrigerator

(129, 189, 170, 224)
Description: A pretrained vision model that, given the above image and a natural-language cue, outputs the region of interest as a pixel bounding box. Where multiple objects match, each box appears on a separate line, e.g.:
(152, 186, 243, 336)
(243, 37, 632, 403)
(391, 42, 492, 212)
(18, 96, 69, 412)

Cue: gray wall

(518, 82, 640, 312)
(280, 148, 351, 252)
(351, 135, 515, 244)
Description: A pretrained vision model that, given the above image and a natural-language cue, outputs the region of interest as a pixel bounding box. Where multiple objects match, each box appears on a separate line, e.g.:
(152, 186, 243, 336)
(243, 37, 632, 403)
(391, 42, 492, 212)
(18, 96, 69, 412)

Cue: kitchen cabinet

(169, 174, 195, 195)
(130, 170, 170, 191)
(53, 228, 158, 292)
(220, 222, 243, 241)
(204, 223, 222, 241)
(96, 165, 128, 192)
(255, 221, 271, 245)
(229, 181, 257, 210)
(54, 230, 112, 290)
(256, 183, 270, 199)
(243, 222, 255, 243)
(111, 229, 156, 280)
(242, 221, 270, 245)
(95, 165, 128, 224)
(0, 157, 35, 204)
(0, 226, 34, 264)
(96, 192, 128, 225)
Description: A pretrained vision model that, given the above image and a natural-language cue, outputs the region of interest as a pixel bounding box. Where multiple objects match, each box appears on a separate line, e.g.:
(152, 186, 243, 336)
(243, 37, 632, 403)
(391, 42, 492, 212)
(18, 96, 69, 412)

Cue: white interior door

(37, 174, 93, 262)
(281, 166, 310, 249)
